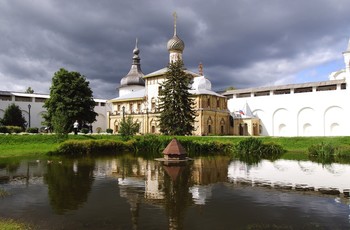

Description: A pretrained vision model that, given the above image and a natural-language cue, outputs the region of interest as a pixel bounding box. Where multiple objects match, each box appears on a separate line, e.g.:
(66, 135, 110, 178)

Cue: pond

(0, 155, 349, 229)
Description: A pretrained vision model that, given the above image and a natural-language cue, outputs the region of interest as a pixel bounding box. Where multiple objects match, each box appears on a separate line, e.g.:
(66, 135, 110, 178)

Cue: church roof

(144, 67, 200, 79)
(108, 88, 145, 102)
(190, 75, 225, 97)
(119, 39, 145, 88)
(222, 79, 346, 96)
(189, 88, 225, 97)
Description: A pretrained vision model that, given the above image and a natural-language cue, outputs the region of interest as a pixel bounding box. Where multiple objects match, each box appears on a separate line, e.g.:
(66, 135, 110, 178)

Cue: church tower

(167, 12, 185, 63)
(118, 39, 145, 97)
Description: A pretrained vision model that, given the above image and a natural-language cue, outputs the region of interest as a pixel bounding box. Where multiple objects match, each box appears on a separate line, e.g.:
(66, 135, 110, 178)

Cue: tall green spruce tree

(1, 103, 27, 130)
(158, 60, 196, 135)
(43, 68, 97, 134)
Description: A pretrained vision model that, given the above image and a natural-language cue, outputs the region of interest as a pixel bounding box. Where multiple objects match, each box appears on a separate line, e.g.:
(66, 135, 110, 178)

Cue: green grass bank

(1, 134, 350, 159)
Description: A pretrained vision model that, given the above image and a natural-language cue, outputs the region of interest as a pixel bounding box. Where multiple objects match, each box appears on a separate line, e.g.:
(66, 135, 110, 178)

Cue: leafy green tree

(1, 103, 26, 130)
(43, 68, 97, 134)
(25, 87, 34, 93)
(119, 116, 140, 140)
(158, 60, 196, 135)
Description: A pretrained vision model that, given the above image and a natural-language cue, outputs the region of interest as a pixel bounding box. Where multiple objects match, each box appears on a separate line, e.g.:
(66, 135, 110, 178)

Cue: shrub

(234, 137, 285, 163)
(81, 128, 89, 134)
(119, 116, 140, 140)
(54, 139, 129, 156)
(235, 137, 263, 156)
(308, 142, 336, 158)
(96, 127, 102, 134)
(0, 126, 9, 133)
(27, 127, 39, 133)
(133, 134, 166, 155)
(260, 142, 285, 159)
(6, 126, 23, 134)
(180, 139, 233, 156)
(106, 128, 113, 134)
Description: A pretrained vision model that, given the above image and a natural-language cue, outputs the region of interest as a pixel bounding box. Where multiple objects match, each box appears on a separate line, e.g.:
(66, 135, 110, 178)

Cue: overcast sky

(1, 0, 350, 99)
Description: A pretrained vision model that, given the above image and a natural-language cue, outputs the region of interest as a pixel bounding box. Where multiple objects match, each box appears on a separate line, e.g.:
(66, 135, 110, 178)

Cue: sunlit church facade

(107, 17, 231, 136)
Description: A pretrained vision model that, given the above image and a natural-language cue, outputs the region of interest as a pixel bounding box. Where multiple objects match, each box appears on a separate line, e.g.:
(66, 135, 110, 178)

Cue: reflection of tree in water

(0, 159, 21, 173)
(44, 158, 95, 214)
(236, 151, 283, 165)
(324, 164, 346, 175)
(162, 162, 193, 230)
(297, 161, 316, 173)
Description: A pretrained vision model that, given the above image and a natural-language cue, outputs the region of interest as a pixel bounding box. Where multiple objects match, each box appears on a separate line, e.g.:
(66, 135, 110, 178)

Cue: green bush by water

(54, 139, 133, 156)
(233, 138, 285, 164)
(308, 142, 350, 164)
(1, 134, 350, 163)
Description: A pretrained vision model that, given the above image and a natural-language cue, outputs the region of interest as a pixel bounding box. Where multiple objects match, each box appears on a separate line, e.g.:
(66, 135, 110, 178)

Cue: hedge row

(53, 139, 134, 156)
(53, 135, 275, 159)
(0, 126, 23, 134)
(0, 126, 39, 134)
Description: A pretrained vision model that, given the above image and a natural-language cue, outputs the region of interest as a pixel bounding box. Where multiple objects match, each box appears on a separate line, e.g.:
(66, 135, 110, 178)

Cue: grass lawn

(0, 134, 350, 159)
(0, 134, 119, 157)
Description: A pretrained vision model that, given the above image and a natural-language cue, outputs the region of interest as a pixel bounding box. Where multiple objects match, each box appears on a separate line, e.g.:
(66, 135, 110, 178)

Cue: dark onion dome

(120, 39, 145, 87)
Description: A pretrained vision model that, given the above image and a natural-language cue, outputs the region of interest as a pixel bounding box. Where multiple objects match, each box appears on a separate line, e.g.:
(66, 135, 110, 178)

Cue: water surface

(0, 155, 349, 229)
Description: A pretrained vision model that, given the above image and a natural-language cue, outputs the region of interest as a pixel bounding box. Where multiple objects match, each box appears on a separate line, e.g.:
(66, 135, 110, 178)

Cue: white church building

(223, 40, 350, 137)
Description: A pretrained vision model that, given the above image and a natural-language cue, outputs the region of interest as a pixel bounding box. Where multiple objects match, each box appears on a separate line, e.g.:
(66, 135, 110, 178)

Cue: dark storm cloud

(0, 0, 350, 98)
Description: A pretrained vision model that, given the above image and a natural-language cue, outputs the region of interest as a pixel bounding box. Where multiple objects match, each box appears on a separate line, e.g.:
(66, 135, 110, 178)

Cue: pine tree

(119, 116, 140, 140)
(1, 103, 27, 130)
(158, 60, 196, 135)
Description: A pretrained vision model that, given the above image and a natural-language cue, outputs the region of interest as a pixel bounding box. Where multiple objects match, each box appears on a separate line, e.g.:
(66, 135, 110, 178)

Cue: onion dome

(167, 12, 185, 52)
(192, 76, 212, 91)
(167, 35, 185, 52)
(120, 39, 145, 87)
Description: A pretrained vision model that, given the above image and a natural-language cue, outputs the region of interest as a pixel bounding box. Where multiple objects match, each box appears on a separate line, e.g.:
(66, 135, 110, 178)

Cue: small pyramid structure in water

(162, 138, 187, 161)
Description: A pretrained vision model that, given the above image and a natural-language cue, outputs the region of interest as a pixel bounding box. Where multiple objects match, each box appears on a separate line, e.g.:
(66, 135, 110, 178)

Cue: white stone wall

(0, 93, 110, 132)
(227, 87, 350, 136)
(119, 85, 144, 97)
(146, 77, 164, 112)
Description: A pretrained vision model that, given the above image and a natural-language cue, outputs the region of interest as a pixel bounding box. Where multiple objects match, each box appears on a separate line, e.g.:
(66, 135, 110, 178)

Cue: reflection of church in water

(101, 156, 230, 229)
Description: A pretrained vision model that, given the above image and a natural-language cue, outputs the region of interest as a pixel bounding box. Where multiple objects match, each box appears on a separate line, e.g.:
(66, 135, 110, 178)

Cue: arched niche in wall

(297, 107, 315, 136)
(272, 108, 288, 136)
(324, 106, 343, 136)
